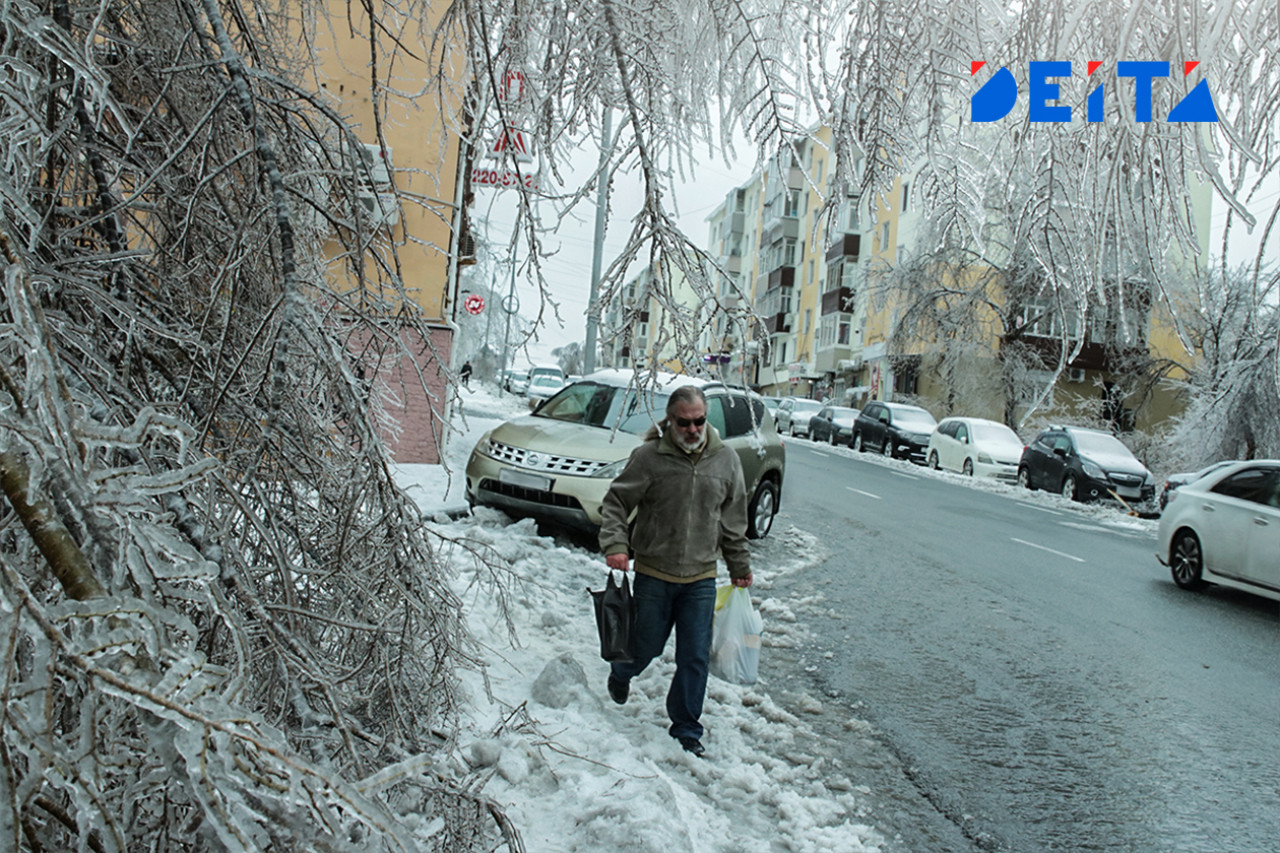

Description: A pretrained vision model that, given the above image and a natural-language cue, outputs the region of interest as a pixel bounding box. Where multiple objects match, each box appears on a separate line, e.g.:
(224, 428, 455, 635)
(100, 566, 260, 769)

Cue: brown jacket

(598, 424, 750, 582)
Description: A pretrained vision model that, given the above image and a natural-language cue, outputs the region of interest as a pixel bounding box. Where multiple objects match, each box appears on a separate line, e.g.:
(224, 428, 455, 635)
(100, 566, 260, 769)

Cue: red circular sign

(464, 294, 485, 315)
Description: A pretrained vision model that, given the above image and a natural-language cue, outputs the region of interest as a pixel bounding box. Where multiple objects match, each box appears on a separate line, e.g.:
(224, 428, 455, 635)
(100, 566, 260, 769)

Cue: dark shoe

(678, 737, 706, 757)
(607, 675, 629, 705)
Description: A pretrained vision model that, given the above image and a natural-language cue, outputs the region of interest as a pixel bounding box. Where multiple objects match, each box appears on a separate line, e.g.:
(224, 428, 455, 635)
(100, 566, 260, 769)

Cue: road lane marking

(890, 470, 920, 480)
(1011, 538, 1085, 562)
(809, 450, 831, 458)
(846, 487, 882, 500)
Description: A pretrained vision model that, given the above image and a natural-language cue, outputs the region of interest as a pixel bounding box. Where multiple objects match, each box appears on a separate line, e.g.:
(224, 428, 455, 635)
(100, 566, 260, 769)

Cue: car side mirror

(879, 415, 889, 424)
(1052, 447, 1067, 457)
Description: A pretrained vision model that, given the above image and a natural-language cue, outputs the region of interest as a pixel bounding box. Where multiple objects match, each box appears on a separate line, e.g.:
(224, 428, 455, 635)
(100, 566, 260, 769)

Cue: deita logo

(970, 61, 1219, 123)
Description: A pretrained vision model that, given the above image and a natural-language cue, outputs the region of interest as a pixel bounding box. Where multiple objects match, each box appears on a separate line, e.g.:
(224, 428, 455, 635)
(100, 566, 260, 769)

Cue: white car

(525, 373, 566, 409)
(926, 417, 1024, 480)
(775, 397, 825, 437)
(1157, 460, 1280, 603)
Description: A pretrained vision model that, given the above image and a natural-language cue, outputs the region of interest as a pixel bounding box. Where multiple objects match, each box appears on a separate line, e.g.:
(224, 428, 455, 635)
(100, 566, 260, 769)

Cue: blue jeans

(610, 574, 716, 741)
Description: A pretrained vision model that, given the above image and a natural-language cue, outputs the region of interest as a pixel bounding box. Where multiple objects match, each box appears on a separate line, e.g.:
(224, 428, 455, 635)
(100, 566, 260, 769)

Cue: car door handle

(1201, 505, 1215, 512)
(1255, 517, 1269, 526)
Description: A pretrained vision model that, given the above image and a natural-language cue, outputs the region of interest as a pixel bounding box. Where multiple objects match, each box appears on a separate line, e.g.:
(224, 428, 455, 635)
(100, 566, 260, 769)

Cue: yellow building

(309, 2, 469, 462)
(710, 126, 1210, 433)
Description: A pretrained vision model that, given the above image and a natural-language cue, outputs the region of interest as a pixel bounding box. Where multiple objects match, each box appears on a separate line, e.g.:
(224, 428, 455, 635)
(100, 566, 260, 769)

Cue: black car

(851, 401, 937, 463)
(1017, 425, 1156, 504)
(809, 405, 861, 446)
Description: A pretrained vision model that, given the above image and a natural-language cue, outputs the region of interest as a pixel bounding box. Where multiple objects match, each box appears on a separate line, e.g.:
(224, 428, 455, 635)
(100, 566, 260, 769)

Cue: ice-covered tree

(1164, 265, 1280, 466)
(0, 1, 513, 850)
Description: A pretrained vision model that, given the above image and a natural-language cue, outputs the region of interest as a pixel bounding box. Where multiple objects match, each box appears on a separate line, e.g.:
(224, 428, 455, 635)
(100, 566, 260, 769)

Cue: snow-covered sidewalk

(394, 385, 888, 853)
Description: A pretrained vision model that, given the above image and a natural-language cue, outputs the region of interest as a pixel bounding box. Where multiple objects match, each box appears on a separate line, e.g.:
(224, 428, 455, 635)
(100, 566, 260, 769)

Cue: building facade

(311, 2, 469, 463)
(709, 126, 1210, 433)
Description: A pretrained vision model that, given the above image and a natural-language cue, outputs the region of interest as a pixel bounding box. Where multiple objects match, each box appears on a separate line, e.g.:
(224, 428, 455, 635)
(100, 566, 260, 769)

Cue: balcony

(762, 215, 800, 245)
(764, 312, 792, 334)
(821, 286, 855, 315)
(826, 234, 861, 262)
(1011, 336, 1146, 372)
(767, 265, 796, 290)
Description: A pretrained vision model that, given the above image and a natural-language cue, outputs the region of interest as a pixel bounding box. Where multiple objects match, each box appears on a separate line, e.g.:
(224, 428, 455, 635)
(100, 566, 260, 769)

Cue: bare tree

(0, 1, 515, 849)
(1163, 265, 1280, 468)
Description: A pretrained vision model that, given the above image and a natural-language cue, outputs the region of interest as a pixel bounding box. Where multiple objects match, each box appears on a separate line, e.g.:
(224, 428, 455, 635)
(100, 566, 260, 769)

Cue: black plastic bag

(589, 571, 634, 662)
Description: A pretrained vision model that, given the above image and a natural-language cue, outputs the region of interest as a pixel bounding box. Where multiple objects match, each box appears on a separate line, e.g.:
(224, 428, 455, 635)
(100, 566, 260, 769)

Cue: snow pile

(397, 384, 887, 852)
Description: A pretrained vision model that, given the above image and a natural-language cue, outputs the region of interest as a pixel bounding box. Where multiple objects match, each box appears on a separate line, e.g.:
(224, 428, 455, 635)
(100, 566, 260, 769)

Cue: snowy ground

(392, 384, 1156, 853)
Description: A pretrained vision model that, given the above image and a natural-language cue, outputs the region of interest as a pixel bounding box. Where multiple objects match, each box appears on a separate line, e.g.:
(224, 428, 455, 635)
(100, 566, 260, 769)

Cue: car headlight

(1081, 458, 1104, 479)
(471, 431, 496, 458)
(1144, 472, 1156, 486)
(592, 459, 628, 479)
(977, 452, 993, 464)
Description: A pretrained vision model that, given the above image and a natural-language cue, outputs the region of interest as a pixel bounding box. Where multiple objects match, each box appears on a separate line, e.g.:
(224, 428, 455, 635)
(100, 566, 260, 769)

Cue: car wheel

(1017, 466, 1032, 490)
(747, 479, 779, 539)
(882, 437, 894, 458)
(1169, 529, 1205, 590)
(853, 432, 864, 452)
(927, 451, 939, 470)
(1061, 474, 1078, 501)
(962, 458, 974, 477)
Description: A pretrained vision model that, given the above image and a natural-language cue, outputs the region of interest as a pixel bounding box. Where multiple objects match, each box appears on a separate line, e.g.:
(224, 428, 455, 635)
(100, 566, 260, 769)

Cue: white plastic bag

(709, 585, 763, 685)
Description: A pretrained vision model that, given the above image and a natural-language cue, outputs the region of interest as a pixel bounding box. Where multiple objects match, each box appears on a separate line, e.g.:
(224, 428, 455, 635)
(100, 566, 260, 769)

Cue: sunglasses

(673, 416, 706, 428)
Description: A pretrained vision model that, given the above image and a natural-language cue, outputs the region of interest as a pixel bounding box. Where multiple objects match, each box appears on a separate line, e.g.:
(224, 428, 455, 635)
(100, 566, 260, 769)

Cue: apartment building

(710, 127, 1210, 432)
(599, 261, 696, 372)
(310, 2, 469, 463)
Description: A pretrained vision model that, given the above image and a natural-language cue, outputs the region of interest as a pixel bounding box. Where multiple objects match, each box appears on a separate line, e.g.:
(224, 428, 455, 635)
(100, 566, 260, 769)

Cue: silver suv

(465, 370, 786, 538)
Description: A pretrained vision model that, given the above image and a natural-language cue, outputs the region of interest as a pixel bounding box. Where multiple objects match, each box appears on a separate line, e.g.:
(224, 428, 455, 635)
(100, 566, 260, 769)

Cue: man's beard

(675, 430, 707, 452)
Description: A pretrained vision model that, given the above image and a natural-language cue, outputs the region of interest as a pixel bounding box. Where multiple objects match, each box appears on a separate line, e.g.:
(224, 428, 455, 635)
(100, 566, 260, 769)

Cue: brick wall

(350, 323, 454, 464)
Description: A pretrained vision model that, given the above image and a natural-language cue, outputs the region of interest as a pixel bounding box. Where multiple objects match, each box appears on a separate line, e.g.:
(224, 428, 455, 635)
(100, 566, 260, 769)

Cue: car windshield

(1072, 431, 1133, 458)
(895, 410, 937, 430)
(972, 422, 1021, 445)
(794, 399, 824, 413)
(831, 408, 859, 425)
(534, 381, 668, 435)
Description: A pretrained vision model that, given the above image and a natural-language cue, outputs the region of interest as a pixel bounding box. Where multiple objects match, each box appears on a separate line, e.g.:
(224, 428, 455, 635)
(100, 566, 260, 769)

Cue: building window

(784, 188, 802, 218)
(901, 181, 910, 213)
(804, 308, 812, 334)
(879, 222, 890, 251)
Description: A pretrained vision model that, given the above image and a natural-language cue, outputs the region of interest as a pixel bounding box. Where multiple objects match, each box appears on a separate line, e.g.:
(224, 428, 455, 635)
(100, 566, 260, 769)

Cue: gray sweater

(598, 425, 751, 582)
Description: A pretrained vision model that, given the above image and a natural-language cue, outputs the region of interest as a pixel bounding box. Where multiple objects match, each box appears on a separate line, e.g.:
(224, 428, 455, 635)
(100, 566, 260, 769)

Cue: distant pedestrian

(597, 384, 752, 758)
(460, 360, 473, 390)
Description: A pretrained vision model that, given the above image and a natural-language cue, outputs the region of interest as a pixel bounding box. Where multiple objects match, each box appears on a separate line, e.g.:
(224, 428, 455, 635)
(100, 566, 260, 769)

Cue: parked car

(762, 396, 784, 415)
(1157, 460, 1280, 602)
(851, 401, 937, 463)
(525, 365, 566, 409)
(1159, 460, 1239, 511)
(808, 405, 861, 446)
(466, 370, 786, 538)
(504, 368, 529, 395)
(775, 397, 825, 437)
(1017, 425, 1156, 504)
(926, 417, 1024, 480)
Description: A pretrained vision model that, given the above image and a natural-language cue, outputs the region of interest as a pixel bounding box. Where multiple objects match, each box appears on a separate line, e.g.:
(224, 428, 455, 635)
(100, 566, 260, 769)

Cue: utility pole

(583, 107, 612, 374)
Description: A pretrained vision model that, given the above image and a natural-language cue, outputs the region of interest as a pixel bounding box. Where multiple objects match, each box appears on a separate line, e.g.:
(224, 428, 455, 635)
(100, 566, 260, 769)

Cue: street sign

(464, 294, 485, 315)
(486, 127, 533, 163)
(472, 166, 540, 190)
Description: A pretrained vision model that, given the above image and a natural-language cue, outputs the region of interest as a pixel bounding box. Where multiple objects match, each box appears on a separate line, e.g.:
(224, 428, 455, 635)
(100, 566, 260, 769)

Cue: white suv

(466, 370, 786, 538)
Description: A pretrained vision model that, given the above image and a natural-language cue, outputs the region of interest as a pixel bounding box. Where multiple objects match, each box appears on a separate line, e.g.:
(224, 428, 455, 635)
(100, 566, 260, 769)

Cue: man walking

(459, 360, 473, 390)
(598, 384, 753, 757)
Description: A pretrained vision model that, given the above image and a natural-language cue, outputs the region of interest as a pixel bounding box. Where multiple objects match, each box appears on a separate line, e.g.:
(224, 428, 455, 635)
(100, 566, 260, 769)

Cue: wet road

(769, 441, 1280, 853)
